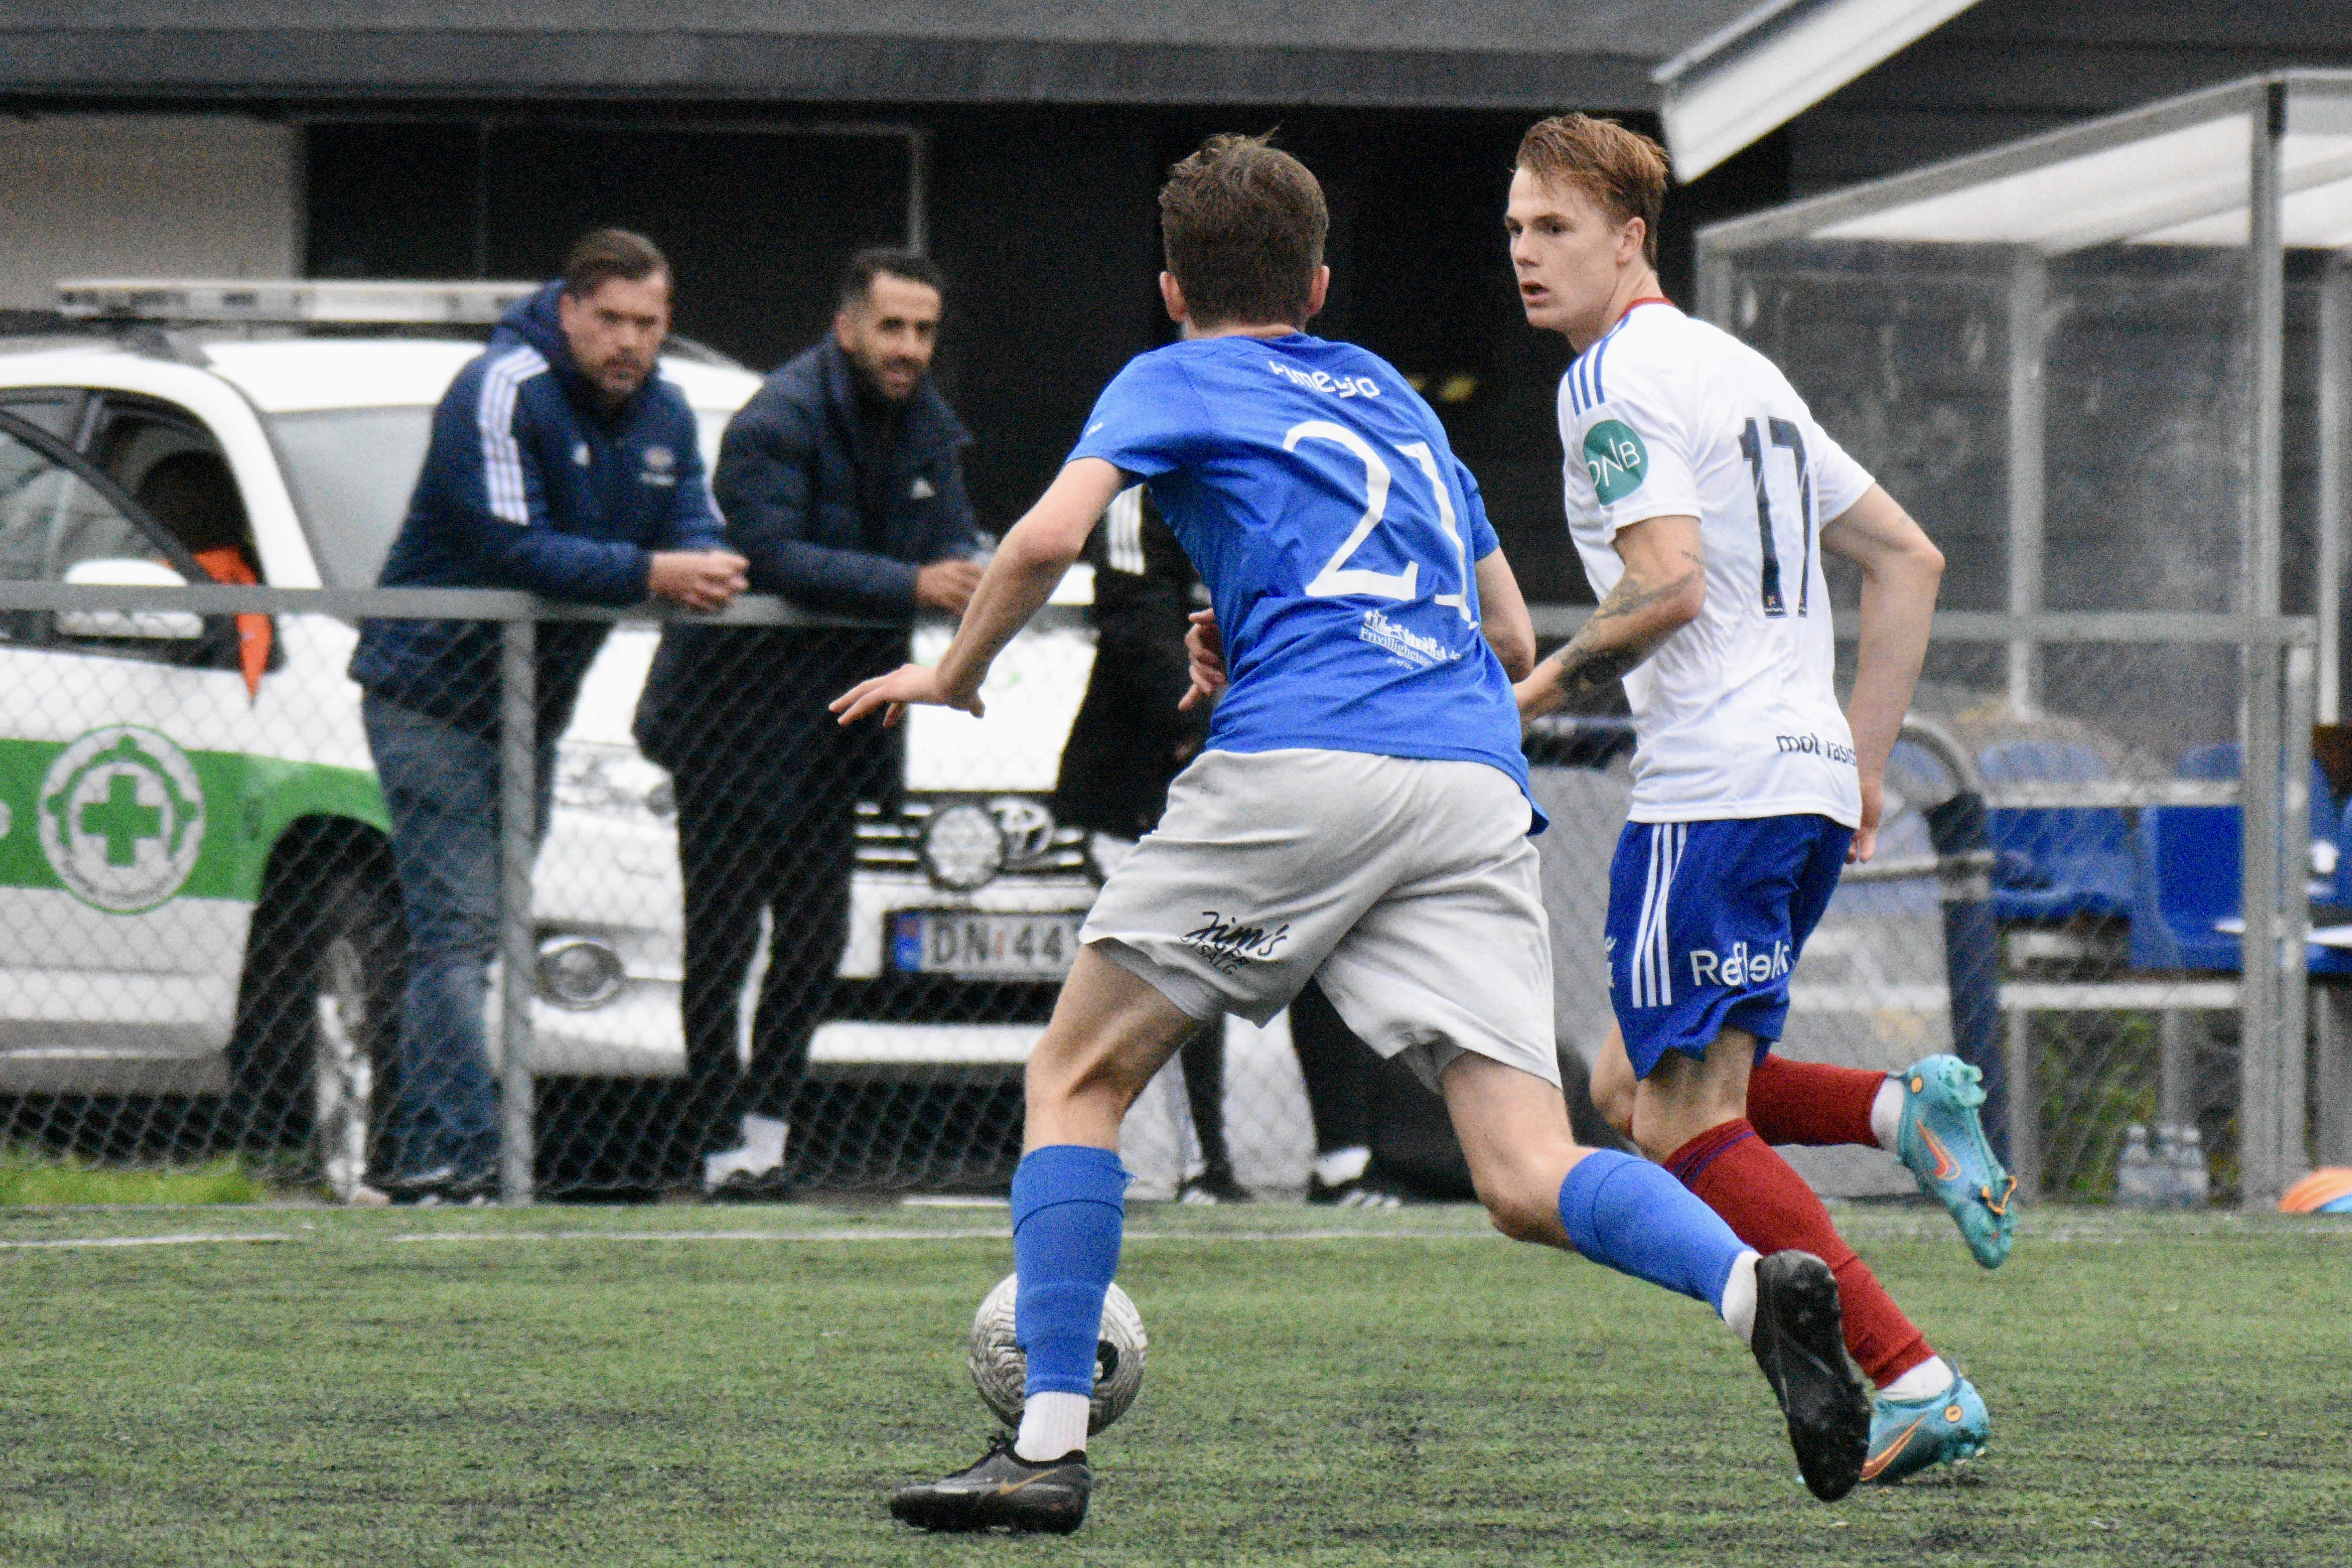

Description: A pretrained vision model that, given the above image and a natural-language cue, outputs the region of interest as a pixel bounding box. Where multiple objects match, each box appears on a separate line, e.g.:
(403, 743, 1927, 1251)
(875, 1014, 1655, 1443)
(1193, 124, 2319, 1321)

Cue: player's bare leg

(1023, 948, 1200, 1152)
(1438, 1050, 1869, 1500)
(890, 950, 1195, 1534)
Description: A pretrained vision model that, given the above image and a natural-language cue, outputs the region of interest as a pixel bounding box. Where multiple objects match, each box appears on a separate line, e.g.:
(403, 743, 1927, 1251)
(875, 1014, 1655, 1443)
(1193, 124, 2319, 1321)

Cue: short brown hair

(1159, 133, 1328, 330)
(562, 228, 669, 299)
(1516, 115, 1669, 268)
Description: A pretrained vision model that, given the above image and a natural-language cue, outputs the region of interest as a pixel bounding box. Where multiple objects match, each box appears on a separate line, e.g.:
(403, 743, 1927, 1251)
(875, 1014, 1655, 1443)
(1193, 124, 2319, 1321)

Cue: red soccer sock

(1746, 1052, 1885, 1149)
(1664, 1119, 1932, 1388)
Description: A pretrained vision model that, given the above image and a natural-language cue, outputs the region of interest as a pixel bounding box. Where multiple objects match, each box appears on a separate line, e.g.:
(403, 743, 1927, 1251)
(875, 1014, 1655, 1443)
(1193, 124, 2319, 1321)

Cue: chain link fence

(2, 569, 2329, 1210)
(1703, 182, 2338, 1207)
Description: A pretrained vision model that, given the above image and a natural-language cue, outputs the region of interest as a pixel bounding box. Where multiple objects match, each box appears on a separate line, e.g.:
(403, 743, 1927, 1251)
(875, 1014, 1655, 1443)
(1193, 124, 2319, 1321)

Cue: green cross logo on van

(37, 726, 207, 913)
(1584, 418, 1649, 505)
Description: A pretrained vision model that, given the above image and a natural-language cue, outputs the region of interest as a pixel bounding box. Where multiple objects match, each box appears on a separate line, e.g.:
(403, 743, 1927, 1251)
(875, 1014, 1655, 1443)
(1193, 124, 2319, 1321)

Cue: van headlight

(536, 937, 626, 1010)
(922, 803, 1006, 891)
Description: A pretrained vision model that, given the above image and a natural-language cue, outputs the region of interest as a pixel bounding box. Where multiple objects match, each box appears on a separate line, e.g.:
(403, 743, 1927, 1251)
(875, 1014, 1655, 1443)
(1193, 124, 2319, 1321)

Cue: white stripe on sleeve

(476, 346, 550, 526)
(1105, 485, 1147, 576)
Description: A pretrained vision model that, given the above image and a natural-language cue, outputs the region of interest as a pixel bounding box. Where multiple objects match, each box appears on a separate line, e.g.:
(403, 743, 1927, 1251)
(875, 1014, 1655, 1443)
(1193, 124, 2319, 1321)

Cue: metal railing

(0, 581, 2328, 1206)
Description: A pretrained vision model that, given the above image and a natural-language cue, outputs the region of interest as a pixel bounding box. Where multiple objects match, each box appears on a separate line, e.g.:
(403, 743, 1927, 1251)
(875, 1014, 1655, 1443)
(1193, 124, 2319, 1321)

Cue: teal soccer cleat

(1894, 1055, 2016, 1269)
(1861, 1374, 1989, 1485)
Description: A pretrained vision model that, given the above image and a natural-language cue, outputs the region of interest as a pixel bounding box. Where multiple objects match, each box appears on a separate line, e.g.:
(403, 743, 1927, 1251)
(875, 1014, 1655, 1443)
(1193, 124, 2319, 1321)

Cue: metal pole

(498, 616, 538, 1206)
(906, 128, 931, 254)
(2284, 640, 2315, 1186)
(2006, 250, 2047, 719)
(1926, 791, 2006, 1157)
(2241, 82, 2289, 1209)
(2159, 1008, 2197, 1129)
(2004, 1009, 2040, 1199)
(1697, 239, 1736, 329)
(2318, 254, 2351, 724)
(2319, 986, 2352, 1165)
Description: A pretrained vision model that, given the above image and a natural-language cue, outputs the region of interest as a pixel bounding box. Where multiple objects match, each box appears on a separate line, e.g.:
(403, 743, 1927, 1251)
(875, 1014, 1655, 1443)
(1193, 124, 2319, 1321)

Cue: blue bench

(2128, 747, 2345, 974)
(1978, 739, 2136, 923)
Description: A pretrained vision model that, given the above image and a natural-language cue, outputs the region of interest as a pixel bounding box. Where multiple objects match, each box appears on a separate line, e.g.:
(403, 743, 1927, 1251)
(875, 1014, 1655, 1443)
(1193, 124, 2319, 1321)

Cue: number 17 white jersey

(1558, 301, 1874, 827)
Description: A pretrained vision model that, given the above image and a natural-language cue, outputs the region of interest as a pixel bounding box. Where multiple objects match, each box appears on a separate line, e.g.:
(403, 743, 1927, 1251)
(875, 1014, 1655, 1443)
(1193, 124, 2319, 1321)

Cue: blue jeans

(363, 693, 555, 1179)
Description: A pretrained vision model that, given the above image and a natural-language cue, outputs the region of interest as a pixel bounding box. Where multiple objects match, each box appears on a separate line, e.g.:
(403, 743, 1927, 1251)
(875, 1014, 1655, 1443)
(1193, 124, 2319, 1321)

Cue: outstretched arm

(1514, 514, 1703, 723)
(1475, 548, 1537, 680)
(831, 458, 1126, 727)
(1818, 484, 1944, 864)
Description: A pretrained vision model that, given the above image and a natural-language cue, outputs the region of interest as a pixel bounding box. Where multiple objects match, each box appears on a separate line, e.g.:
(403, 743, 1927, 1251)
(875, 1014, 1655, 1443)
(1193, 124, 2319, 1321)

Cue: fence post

(2241, 82, 2289, 1209)
(1925, 790, 2006, 1160)
(2005, 250, 2046, 720)
(2283, 641, 2314, 1188)
(498, 615, 537, 1206)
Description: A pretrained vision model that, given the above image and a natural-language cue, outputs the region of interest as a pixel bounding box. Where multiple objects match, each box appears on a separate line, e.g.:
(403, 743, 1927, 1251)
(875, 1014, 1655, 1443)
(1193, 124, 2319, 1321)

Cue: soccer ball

(967, 1271, 1148, 1434)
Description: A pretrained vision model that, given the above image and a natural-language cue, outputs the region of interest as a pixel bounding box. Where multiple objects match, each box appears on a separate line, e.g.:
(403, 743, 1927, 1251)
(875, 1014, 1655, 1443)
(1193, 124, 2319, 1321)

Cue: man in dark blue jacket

(353, 229, 748, 1199)
(634, 248, 981, 1196)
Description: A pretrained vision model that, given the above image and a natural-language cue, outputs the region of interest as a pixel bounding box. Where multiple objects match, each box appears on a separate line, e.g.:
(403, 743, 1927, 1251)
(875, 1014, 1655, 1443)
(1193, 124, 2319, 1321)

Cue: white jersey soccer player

(1509, 113, 2008, 1487)
(1556, 300, 1872, 828)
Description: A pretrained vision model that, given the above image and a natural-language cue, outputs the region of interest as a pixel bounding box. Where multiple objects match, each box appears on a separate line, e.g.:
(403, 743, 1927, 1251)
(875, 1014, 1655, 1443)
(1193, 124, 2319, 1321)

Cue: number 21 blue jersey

(1067, 333, 1537, 829)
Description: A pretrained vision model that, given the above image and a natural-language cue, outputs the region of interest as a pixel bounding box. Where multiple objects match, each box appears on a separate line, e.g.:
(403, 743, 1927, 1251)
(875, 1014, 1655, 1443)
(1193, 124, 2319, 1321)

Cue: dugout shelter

(1699, 72, 2352, 1205)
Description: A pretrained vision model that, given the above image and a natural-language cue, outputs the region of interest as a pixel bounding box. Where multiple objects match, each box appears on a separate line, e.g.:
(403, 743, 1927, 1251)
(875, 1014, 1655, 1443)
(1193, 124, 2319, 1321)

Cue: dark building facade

(11, 2, 2352, 597)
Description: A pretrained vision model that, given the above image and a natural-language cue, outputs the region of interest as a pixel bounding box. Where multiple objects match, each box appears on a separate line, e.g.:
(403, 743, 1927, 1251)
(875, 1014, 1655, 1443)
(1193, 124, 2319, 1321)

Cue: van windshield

(265, 407, 434, 588)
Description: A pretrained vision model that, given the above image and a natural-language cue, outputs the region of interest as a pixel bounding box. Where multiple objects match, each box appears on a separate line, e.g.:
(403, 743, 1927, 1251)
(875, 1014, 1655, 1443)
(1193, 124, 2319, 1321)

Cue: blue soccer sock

(1011, 1144, 1130, 1444)
(1556, 1149, 1753, 1326)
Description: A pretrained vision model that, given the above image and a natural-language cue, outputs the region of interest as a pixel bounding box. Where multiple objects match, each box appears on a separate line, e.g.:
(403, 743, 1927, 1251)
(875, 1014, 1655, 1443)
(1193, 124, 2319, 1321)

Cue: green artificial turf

(0, 1203, 2343, 1566)
(0, 1150, 263, 1206)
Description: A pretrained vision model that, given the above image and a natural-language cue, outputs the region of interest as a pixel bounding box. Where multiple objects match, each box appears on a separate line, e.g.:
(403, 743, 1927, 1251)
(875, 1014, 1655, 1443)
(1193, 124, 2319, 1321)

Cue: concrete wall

(0, 115, 298, 311)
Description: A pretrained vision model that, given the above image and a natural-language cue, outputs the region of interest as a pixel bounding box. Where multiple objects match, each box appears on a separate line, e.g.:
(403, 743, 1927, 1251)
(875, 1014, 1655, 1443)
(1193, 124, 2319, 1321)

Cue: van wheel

(230, 844, 406, 1190)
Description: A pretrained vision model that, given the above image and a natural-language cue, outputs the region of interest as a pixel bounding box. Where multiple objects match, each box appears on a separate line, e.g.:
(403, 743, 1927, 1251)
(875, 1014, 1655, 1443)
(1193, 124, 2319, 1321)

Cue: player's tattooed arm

(1515, 515, 1704, 724)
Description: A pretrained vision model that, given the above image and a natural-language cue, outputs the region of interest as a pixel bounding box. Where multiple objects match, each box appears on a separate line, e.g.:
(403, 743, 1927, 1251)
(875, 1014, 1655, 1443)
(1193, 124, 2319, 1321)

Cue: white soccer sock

(1870, 1077, 1906, 1154)
(1879, 1356, 1955, 1403)
(1718, 1250, 1760, 1344)
(1015, 1392, 1091, 1462)
(1313, 1146, 1372, 1186)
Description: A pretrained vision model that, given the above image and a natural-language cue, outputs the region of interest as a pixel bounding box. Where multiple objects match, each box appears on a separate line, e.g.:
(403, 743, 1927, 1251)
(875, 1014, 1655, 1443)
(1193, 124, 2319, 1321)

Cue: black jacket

(1052, 485, 1211, 840)
(633, 337, 979, 795)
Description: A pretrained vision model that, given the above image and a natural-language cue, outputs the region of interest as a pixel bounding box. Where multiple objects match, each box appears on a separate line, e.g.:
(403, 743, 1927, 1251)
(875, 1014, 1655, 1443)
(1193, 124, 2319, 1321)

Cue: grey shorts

(1080, 748, 1557, 1091)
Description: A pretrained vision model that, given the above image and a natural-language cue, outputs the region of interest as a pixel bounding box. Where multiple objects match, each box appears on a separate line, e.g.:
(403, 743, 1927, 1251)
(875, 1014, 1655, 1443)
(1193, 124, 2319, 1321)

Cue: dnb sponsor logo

(37, 726, 207, 913)
(1690, 939, 1791, 990)
(1775, 733, 1856, 766)
(1180, 910, 1291, 975)
(1583, 418, 1648, 505)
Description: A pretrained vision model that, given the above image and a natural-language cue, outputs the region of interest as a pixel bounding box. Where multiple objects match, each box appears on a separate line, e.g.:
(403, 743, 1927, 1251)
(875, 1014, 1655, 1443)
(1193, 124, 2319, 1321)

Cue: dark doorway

(307, 122, 916, 373)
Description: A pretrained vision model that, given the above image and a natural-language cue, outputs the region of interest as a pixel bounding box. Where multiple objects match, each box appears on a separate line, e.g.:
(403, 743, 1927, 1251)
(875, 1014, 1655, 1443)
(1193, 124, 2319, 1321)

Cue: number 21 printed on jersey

(1283, 419, 1474, 623)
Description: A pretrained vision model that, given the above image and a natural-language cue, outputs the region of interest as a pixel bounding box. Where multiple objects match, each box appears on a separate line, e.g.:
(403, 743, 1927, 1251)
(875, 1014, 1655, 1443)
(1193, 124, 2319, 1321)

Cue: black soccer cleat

(887, 1434, 1091, 1534)
(1748, 1249, 1872, 1502)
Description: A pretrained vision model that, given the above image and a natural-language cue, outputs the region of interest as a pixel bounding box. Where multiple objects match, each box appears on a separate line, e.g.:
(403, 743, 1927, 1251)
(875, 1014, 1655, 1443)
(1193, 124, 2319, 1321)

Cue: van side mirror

(56, 558, 204, 640)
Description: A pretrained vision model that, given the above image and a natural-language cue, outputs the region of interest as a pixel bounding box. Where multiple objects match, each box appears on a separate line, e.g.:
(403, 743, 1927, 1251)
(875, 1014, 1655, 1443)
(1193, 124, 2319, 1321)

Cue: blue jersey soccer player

(1507, 114, 2004, 1484)
(835, 133, 1873, 1533)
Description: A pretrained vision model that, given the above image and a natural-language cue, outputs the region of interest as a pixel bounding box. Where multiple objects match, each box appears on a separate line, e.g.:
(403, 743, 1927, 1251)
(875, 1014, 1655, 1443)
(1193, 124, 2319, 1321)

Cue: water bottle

(2153, 1125, 2186, 1207)
(2173, 1125, 2211, 1207)
(2115, 1123, 2161, 1208)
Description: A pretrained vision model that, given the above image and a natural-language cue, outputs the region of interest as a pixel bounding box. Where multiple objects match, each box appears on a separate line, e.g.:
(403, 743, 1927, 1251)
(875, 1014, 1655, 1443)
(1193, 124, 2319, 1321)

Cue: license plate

(891, 911, 1083, 977)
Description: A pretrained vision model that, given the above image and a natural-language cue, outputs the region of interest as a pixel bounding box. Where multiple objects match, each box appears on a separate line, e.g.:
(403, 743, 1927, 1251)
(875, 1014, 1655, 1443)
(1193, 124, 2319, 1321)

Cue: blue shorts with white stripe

(1604, 814, 1853, 1078)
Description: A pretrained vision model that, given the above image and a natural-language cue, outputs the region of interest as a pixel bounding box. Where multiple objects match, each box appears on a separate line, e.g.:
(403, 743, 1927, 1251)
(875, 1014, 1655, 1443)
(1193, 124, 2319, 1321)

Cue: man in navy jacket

(353, 229, 747, 1199)
(634, 248, 981, 1195)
